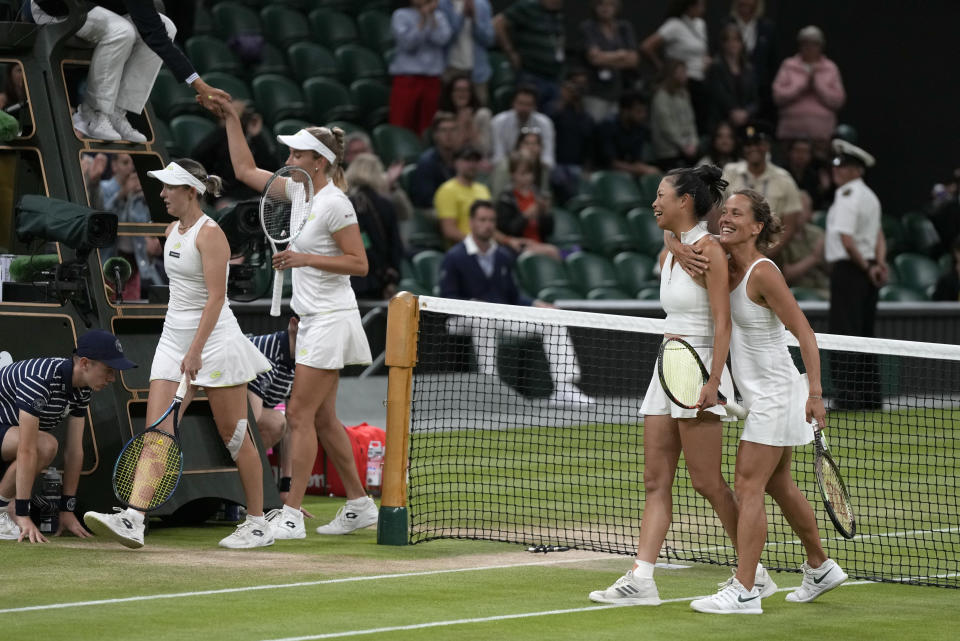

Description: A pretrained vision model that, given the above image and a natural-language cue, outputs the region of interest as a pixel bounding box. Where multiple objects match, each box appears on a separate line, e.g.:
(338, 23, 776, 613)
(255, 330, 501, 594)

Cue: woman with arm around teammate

(589, 165, 754, 605)
(84, 159, 274, 549)
(214, 99, 376, 539)
(690, 189, 847, 614)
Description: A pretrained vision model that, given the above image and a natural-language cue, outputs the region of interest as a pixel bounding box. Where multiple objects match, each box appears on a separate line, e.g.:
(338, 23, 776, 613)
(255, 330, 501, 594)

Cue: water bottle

(32, 467, 62, 534)
(365, 440, 385, 497)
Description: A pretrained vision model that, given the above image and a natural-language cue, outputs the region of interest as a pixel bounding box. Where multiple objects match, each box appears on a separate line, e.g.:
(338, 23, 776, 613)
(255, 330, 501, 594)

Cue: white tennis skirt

(295, 308, 372, 370)
(639, 338, 735, 420)
(740, 373, 815, 447)
(150, 316, 271, 387)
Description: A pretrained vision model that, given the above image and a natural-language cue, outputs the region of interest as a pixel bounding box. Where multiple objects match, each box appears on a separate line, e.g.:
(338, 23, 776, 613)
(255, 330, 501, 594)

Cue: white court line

(260, 581, 877, 641)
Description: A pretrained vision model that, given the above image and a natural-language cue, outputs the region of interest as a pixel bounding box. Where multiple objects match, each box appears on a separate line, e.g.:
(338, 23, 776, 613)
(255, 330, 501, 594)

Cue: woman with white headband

(84, 158, 274, 550)
(212, 99, 376, 540)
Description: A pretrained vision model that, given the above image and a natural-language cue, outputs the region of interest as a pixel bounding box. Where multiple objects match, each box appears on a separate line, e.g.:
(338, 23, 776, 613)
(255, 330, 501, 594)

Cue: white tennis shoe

(109, 110, 147, 143)
(785, 559, 848, 602)
(547, 384, 595, 408)
(315, 497, 378, 535)
(83, 508, 145, 549)
(219, 517, 275, 549)
(588, 570, 662, 605)
(717, 563, 778, 598)
(691, 577, 763, 614)
(265, 506, 306, 539)
(0, 511, 21, 540)
(73, 105, 121, 141)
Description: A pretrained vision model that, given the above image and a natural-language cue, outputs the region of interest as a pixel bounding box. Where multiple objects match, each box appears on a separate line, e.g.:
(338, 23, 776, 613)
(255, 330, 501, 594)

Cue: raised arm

(217, 101, 275, 193)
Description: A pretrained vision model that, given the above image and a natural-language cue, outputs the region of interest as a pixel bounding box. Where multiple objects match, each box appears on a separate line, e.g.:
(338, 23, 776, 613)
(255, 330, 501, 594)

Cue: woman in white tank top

(214, 99, 378, 540)
(688, 190, 847, 612)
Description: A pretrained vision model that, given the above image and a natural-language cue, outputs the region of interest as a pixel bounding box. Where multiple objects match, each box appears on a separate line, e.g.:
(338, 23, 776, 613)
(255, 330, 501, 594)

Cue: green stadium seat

(185, 36, 240, 76)
(894, 252, 940, 293)
(211, 2, 262, 40)
(398, 163, 417, 194)
(546, 207, 583, 249)
(202, 72, 251, 102)
(303, 77, 360, 124)
(789, 286, 827, 301)
(938, 252, 955, 274)
(579, 206, 634, 257)
(589, 170, 644, 213)
(563, 193, 596, 213)
(169, 115, 217, 158)
(612, 251, 656, 296)
(149, 69, 201, 120)
(397, 277, 431, 296)
(565, 251, 620, 296)
(152, 117, 178, 157)
(636, 287, 660, 300)
(251, 74, 308, 124)
(515, 253, 571, 298)
(536, 285, 582, 303)
(356, 10, 393, 52)
(335, 44, 387, 83)
(491, 84, 514, 114)
(637, 172, 664, 204)
(286, 42, 338, 82)
(407, 208, 444, 250)
(812, 209, 827, 229)
(273, 118, 312, 136)
(349, 79, 390, 129)
(193, 4, 214, 36)
(309, 9, 359, 50)
(626, 207, 664, 257)
(372, 124, 424, 165)
(412, 249, 445, 294)
(879, 285, 927, 302)
(586, 286, 632, 300)
(326, 120, 367, 136)
(251, 42, 290, 78)
(881, 214, 904, 256)
(260, 5, 311, 48)
(487, 51, 515, 91)
(901, 212, 940, 255)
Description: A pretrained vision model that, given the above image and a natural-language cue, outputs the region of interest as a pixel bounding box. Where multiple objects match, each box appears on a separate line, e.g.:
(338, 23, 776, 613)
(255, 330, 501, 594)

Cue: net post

(377, 291, 419, 546)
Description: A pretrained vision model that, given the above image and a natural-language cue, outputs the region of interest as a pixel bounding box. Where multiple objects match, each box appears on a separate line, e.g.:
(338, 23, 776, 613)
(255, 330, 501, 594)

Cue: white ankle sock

(632, 559, 655, 579)
(247, 514, 266, 526)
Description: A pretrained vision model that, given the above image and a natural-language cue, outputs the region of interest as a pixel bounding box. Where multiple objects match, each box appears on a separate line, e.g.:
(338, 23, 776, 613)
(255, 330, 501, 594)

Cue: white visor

(277, 129, 336, 164)
(147, 162, 207, 195)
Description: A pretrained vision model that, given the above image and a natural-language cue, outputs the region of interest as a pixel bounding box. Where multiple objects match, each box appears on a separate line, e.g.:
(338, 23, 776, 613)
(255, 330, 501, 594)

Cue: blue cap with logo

(75, 329, 137, 370)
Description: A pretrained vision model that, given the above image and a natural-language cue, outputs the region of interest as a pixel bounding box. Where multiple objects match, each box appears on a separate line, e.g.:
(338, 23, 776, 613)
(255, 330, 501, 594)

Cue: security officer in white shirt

(825, 139, 886, 408)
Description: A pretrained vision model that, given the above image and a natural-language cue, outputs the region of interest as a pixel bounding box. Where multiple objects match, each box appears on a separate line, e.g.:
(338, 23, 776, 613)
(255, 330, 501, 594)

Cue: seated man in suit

(438, 199, 591, 407)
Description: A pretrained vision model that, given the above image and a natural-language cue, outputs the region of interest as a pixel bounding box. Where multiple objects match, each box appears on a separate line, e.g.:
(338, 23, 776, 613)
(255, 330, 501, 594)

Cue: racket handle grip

(175, 373, 190, 401)
(270, 269, 284, 317)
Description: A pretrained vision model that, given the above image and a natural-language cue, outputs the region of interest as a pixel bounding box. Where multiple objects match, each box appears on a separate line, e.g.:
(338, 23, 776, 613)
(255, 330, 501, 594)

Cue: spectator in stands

(103, 170, 165, 300)
(595, 90, 659, 178)
(650, 59, 699, 170)
(932, 237, 960, 302)
(725, 0, 777, 122)
(0, 64, 28, 134)
(641, 0, 710, 135)
(490, 85, 556, 169)
(388, 0, 453, 135)
(439, 199, 591, 406)
(493, 0, 566, 117)
(489, 127, 552, 203)
(438, 0, 495, 105)
(773, 26, 846, 151)
(437, 73, 493, 158)
(435, 146, 492, 244)
(697, 120, 739, 168)
(551, 74, 594, 202)
(928, 169, 960, 253)
(706, 23, 757, 131)
(411, 111, 460, 208)
(784, 137, 831, 211)
(579, 0, 639, 124)
(345, 153, 405, 300)
(721, 122, 803, 255)
(30, 0, 230, 143)
(495, 151, 559, 259)
(779, 190, 829, 298)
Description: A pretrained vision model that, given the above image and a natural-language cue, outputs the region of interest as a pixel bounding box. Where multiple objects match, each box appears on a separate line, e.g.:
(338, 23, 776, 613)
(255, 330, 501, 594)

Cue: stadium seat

(579, 206, 634, 257)
(636, 287, 660, 300)
(546, 207, 583, 249)
(397, 277, 431, 296)
(515, 253, 571, 298)
(251, 74, 308, 124)
(193, 4, 214, 36)
(273, 118, 312, 136)
(149, 69, 201, 120)
(938, 252, 955, 275)
(491, 84, 514, 114)
(309, 9, 359, 50)
(349, 79, 390, 129)
(565, 251, 621, 296)
(335, 44, 387, 84)
(563, 193, 596, 213)
(487, 51, 515, 91)
(202, 72, 251, 101)
(287, 42, 338, 82)
(326, 121, 367, 136)
(356, 10, 394, 52)
(152, 117, 178, 157)
(812, 209, 827, 229)
(260, 5, 311, 48)
(901, 212, 940, 255)
(586, 286, 632, 300)
(372, 124, 424, 165)
(535, 285, 582, 303)
(169, 115, 217, 158)
(407, 209, 445, 251)
(412, 249, 445, 294)
(894, 253, 941, 293)
(303, 77, 360, 124)
(881, 214, 904, 256)
(589, 170, 644, 213)
(879, 285, 927, 302)
(625, 207, 664, 257)
(398, 163, 417, 194)
(789, 286, 827, 301)
(211, 2, 262, 40)
(637, 172, 664, 204)
(251, 42, 290, 78)
(185, 35, 241, 76)
(612, 251, 656, 296)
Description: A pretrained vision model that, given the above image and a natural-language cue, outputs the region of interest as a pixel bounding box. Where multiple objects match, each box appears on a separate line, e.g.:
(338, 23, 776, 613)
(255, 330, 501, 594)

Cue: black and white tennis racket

(812, 420, 856, 539)
(260, 166, 314, 317)
(657, 337, 747, 419)
(112, 374, 190, 512)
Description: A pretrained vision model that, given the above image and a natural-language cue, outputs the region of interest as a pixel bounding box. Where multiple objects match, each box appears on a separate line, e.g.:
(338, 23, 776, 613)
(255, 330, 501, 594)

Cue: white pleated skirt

(295, 308, 372, 370)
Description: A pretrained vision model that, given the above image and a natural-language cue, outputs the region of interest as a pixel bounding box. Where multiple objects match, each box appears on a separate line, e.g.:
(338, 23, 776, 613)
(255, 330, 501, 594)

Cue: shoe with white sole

(547, 384, 595, 408)
(0, 511, 21, 540)
(83, 508, 145, 549)
(718, 563, 778, 598)
(219, 517, 275, 549)
(265, 506, 306, 540)
(785, 559, 848, 603)
(691, 577, 763, 614)
(109, 110, 147, 143)
(315, 497, 378, 535)
(589, 570, 661, 605)
(73, 106, 122, 141)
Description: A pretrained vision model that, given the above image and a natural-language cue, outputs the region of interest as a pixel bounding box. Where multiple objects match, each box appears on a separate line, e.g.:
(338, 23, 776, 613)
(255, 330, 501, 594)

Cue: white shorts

(639, 339, 735, 420)
(295, 308, 372, 370)
(150, 316, 271, 387)
(740, 373, 815, 447)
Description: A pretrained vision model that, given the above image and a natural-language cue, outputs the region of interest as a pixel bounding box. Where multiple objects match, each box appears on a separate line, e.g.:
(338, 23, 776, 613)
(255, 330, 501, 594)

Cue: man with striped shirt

(0, 329, 136, 543)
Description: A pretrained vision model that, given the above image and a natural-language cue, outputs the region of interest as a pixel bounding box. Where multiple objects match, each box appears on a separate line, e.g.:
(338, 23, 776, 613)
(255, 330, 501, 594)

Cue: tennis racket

(657, 337, 747, 419)
(260, 166, 314, 317)
(112, 374, 190, 512)
(812, 420, 856, 539)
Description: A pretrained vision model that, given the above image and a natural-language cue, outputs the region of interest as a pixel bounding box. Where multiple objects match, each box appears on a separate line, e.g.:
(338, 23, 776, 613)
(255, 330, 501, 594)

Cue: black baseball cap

(75, 330, 137, 370)
(740, 121, 773, 145)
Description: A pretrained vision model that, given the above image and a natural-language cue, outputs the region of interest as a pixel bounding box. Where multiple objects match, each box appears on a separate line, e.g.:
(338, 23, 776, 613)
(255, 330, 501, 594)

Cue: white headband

(146, 162, 207, 195)
(277, 129, 336, 164)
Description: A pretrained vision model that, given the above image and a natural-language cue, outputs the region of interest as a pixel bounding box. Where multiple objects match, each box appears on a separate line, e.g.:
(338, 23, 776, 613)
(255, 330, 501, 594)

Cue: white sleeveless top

(163, 214, 231, 330)
(660, 222, 714, 336)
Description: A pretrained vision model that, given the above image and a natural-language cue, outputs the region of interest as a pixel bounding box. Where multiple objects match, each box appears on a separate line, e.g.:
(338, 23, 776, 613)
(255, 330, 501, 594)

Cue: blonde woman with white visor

(210, 96, 376, 539)
(84, 159, 274, 550)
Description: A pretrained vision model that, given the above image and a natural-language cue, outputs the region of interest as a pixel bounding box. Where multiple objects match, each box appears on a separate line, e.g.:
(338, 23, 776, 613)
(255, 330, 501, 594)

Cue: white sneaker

(785, 559, 848, 603)
(547, 384, 595, 408)
(588, 570, 661, 605)
(718, 564, 778, 598)
(219, 517, 275, 549)
(691, 578, 763, 614)
(74, 106, 122, 141)
(109, 109, 147, 143)
(0, 511, 21, 540)
(315, 497, 378, 535)
(83, 508, 145, 549)
(265, 506, 306, 539)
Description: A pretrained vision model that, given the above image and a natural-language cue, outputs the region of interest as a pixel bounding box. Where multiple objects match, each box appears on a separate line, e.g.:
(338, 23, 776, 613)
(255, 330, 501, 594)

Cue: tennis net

(404, 296, 960, 588)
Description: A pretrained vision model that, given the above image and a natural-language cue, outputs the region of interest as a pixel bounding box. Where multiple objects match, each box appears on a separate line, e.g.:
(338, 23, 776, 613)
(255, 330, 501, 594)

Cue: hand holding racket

(260, 166, 314, 317)
(812, 420, 856, 539)
(657, 337, 747, 419)
(112, 374, 190, 512)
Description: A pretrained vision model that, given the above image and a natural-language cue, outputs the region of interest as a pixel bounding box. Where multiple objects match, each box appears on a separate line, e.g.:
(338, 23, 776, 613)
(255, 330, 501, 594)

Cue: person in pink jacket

(772, 26, 845, 152)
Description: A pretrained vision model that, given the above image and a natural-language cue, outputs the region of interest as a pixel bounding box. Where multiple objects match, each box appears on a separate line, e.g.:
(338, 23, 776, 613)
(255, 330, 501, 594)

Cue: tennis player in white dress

(211, 97, 377, 540)
(84, 160, 274, 550)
